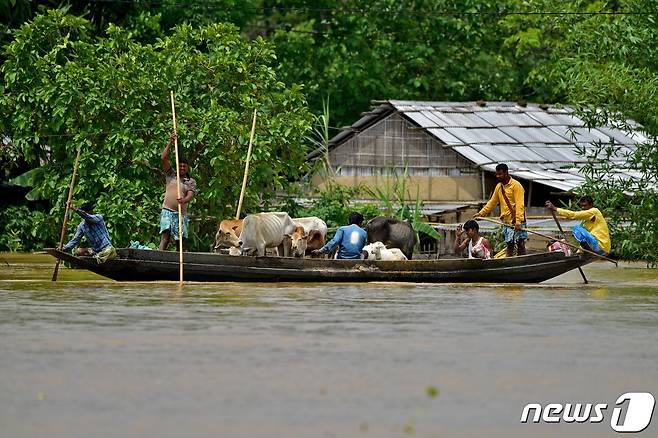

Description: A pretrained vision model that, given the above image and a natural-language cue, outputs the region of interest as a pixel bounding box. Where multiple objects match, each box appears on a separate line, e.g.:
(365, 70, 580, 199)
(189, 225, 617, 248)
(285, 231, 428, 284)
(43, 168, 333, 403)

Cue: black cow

(365, 216, 417, 260)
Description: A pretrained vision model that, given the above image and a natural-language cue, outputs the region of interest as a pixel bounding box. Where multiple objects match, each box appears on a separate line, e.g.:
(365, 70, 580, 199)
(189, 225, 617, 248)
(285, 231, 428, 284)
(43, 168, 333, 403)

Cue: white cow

(291, 217, 328, 238)
(363, 241, 408, 261)
(239, 212, 296, 257)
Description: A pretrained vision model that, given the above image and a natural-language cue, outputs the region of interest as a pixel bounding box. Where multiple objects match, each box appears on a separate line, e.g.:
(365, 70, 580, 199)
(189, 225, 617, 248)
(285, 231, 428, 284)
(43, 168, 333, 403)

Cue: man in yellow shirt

(476, 163, 527, 257)
(546, 196, 611, 255)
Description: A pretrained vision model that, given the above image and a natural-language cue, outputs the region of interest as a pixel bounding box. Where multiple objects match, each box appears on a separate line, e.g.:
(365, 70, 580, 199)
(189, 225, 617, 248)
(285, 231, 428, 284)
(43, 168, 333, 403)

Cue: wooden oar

(477, 216, 618, 265)
(550, 209, 588, 283)
(52, 147, 82, 281)
(170, 91, 183, 285)
(235, 108, 257, 220)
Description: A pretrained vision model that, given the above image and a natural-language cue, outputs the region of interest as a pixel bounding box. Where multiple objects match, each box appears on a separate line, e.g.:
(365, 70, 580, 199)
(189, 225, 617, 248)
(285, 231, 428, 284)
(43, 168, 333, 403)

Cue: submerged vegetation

(1, 1, 657, 262)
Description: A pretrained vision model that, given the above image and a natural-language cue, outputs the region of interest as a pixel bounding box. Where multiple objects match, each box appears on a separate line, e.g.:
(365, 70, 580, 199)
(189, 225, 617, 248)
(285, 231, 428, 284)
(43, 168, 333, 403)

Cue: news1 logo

(520, 392, 655, 432)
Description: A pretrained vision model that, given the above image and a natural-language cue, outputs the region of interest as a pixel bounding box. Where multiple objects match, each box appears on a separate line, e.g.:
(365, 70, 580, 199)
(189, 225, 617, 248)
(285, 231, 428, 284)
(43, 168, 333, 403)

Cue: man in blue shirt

(63, 202, 116, 263)
(314, 212, 367, 259)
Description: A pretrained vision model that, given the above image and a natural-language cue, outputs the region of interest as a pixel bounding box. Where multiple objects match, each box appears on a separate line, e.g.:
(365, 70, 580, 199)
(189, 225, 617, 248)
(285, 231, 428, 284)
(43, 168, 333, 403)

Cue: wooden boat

(45, 248, 591, 283)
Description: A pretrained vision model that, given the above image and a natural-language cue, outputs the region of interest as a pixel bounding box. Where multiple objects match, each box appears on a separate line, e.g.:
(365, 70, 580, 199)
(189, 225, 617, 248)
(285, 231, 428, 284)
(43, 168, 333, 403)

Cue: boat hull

(46, 248, 591, 283)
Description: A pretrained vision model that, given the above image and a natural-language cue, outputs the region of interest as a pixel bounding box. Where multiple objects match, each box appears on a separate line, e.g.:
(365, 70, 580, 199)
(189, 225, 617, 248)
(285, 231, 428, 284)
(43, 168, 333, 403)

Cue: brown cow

(213, 219, 243, 251)
(289, 226, 325, 258)
(305, 229, 325, 257)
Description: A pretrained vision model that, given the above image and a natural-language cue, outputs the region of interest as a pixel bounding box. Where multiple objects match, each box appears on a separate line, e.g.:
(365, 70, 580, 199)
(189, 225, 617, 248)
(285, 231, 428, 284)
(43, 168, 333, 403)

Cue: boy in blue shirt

(314, 212, 367, 259)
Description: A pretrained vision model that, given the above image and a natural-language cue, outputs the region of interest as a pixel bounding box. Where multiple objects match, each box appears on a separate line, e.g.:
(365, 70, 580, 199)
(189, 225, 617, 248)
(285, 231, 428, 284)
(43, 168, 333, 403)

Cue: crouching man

(545, 197, 611, 255)
(62, 202, 117, 263)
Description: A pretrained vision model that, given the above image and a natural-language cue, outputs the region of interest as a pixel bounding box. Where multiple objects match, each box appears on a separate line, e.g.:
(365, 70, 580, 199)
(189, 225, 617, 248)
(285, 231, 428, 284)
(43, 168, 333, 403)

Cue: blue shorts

(159, 208, 188, 240)
(572, 224, 604, 255)
(503, 222, 528, 244)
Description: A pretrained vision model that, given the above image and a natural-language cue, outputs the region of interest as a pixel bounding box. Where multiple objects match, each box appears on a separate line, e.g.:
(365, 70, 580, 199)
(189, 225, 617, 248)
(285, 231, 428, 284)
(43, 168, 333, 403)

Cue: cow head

(213, 222, 241, 251)
(363, 241, 385, 260)
(286, 226, 308, 258)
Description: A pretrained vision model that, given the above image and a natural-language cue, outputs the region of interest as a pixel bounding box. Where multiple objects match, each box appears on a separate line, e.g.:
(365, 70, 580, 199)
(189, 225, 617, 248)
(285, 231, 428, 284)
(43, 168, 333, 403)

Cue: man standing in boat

(313, 212, 367, 259)
(545, 197, 611, 255)
(475, 163, 527, 257)
(63, 202, 117, 263)
(159, 132, 196, 251)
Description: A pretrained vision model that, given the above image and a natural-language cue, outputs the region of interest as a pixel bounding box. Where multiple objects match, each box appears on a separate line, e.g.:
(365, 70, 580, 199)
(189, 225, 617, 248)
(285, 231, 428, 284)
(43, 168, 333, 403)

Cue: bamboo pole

(170, 91, 184, 285)
(550, 209, 589, 283)
(477, 216, 618, 265)
(52, 147, 82, 281)
(236, 109, 257, 220)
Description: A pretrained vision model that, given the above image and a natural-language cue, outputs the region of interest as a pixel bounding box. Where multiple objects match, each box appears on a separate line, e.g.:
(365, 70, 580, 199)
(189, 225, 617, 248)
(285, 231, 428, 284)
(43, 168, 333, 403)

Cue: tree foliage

(1, 10, 311, 250)
(503, 0, 658, 264)
(268, 0, 521, 127)
(2, 1, 658, 261)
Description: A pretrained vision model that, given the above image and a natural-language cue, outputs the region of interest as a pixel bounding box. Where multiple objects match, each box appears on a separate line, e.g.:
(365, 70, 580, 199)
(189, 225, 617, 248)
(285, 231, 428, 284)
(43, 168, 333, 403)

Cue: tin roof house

(310, 100, 644, 219)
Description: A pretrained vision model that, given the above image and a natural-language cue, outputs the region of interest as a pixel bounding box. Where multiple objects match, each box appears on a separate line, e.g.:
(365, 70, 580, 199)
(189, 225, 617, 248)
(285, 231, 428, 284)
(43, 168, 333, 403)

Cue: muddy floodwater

(1, 253, 657, 438)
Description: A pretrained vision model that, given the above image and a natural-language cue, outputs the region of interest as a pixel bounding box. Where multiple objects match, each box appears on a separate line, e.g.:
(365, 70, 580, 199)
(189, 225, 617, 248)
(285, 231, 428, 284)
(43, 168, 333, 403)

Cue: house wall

(319, 113, 484, 202)
(314, 176, 482, 201)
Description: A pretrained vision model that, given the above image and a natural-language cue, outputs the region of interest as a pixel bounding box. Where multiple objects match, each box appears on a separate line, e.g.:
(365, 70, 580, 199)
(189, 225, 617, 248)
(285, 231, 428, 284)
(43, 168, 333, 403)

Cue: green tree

(1, 10, 312, 250)
(503, 0, 658, 264)
(269, 0, 522, 127)
(3, 1, 527, 128)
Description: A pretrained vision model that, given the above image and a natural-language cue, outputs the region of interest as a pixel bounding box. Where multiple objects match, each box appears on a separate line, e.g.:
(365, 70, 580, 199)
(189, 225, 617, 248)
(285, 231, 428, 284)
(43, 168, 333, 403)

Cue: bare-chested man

(159, 133, 197, 251)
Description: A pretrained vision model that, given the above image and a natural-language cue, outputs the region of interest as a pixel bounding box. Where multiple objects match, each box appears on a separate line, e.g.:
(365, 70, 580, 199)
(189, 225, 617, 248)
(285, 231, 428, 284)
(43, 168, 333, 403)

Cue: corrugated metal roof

(427, 128, 462, 145)
(403, 111, 436, 128)
(547, 126, 614, 144)
(529, 145, 582, 162)
(499, 126, 570, 143)
(444, 127, 517, 144)
(474, 110, 542, 127)
(525, 110, 585, 126)
(451, 145, 491, 163)
(470, 143, 521, 163)
(435, 111, 492, 128)
(323, 100, 644, 191)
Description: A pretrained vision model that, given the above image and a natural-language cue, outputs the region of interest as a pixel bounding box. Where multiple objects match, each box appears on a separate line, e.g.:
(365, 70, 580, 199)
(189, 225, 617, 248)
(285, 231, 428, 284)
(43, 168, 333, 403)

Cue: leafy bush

(0, 205, 58, 251)
(578, 139, 658, 267)
(1, 11, 312, 251)
(363, 166, 439, 240)
(504, 0, 658, 266)
(303, 181, 363, 228)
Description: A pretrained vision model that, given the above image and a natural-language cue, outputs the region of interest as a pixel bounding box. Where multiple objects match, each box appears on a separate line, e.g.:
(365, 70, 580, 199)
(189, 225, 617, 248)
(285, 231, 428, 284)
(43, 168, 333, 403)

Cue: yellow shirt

(478, 177, 526, 225)
(556, 207, 611, 254)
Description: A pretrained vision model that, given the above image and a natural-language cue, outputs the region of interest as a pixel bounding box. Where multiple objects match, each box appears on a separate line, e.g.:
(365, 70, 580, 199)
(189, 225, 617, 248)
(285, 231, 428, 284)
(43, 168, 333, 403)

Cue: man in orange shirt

(476, 163, 527, 257)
